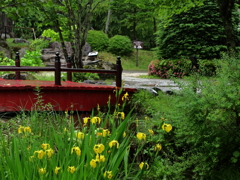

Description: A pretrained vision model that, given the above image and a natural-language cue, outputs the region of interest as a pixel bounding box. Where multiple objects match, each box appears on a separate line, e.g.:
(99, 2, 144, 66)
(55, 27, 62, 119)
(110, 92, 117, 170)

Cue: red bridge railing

(0, 52, 123, 87)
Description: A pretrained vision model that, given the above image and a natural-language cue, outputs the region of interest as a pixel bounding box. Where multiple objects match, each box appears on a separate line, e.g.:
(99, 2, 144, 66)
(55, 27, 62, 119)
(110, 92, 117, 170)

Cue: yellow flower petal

(139, 162, 149, 170)
(104, 171, 113, 179)
(90, 159, 98, 168)
(71, 146, 81, 156)
(93, 144, 105, 154)
(41, 143, 50, 150)
(76, 132, 84, 139)
(162, 123, 172, 132)
(148, 129, 154, 135)
(154, 144, 162, 151)
(91, 117, 101, 124)
(68, 166, 76, 173)
(38, 168, 46, 175)
(54, 167, 61, 174)
(109, 140, 119, 148)
(136, 132, 146, 140)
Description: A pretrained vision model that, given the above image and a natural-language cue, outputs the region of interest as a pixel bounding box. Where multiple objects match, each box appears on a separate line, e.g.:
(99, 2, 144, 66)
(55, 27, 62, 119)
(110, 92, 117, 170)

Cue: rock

(83, 42, 92, 56)
(0, 34, 10, 39)
(18, 47, 29, 58)
(41, 47, 66, 67)
(82, 80, 95, 84)
(13, 38, 30, 44)
(0, 40, 11, 58)
(49, 41, 61, 52)
(152, 87, 163, 93)
(101, 61, 116, 70)
(96, 81, 107, 85)
(2, 73, 37, 80)
(83, 60, 116, 80)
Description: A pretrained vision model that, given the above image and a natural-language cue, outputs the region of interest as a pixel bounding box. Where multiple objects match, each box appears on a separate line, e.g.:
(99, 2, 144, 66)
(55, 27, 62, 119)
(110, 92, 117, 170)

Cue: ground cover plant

(0, 88, 169, 180)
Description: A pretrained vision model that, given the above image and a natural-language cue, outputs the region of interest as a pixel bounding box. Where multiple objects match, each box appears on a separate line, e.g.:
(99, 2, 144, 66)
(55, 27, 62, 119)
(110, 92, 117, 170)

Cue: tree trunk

(56, 20, 69, 61)
(216, 0, 236, 54)
(105, 0, 113, 35)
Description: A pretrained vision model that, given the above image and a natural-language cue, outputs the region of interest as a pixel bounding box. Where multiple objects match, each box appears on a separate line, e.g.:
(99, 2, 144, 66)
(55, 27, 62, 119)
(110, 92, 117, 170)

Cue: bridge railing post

(67, 56, 72, 81)
(116, 56, 122, 88)
(15, 52, 20, 80)
(55, 52, 61, 85)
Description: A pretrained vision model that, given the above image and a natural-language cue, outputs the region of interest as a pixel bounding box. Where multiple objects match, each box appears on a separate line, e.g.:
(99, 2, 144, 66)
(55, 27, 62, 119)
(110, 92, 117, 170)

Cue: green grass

(34, 72, 55, 81)
(6, 38, 31, 48)
(98, 50, 156, 71)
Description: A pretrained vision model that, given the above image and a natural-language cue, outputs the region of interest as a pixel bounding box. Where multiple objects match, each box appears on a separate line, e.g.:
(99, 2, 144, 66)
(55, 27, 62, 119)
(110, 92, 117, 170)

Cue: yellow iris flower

(93, 144, 105, 154)
(18, 125, 32, 134)
(90, 159, 99, 168)
(122, 92, 129, 101)
(154, 144, 162, 151)
(41, 143, 50, 150)
(68, 166, 76, 173)
(136, 132, 147, 140)
(148, 129, 154, 135)
(24, 126, 32, 133)
(71, 146, 81, 156)
(91, 116, 101, 124)
(38, 168, 46, 175)
(54, 167, 61, 174)
(109, 140, 119, 148)
(96, 154, 106, 162)
(46, 148, 54, 158)
(102, 129, 111, 137)
(139, 162, 149, 170)
(76, 132, 84, 139)
(83, 117, 90, 124)
(104, 171, 113, 179)
(162, 123, 172, 132)
(34, 150, 45, 159)
(117, 112, 125, 120)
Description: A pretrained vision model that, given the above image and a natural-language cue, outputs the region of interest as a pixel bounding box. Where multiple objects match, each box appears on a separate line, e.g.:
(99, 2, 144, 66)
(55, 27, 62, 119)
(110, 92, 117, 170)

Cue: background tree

(156, 0, 240, 59)
(155, 0, 238, 55)
(3, 0, 104, 68)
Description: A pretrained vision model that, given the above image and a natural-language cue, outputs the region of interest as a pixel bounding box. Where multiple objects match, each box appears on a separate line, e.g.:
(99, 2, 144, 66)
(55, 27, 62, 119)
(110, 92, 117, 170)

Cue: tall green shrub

(86, 30, 109, 51)
(142, 54, 240, 179)
(156, 0, 240, 60)
(108, 35, 133, 56)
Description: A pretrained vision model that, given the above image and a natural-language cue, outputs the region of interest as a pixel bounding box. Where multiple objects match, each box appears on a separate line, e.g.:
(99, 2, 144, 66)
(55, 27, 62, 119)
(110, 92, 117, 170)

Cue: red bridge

(0, 52, 137, 113)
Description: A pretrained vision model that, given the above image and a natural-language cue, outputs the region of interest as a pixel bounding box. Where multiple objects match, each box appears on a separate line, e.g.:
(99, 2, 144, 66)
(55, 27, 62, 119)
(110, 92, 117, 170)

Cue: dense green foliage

(29, 38, 51, 51)
(132, 54, 240, 179)
(72, 72, 99, 82)
(108, 35, 133, 56)
(86, 30, 109, 51)
(41, 29, 60, 42)
(156, 0, 239, 59)
(148, 58, 216, 78)
(20, 50, 43, 67)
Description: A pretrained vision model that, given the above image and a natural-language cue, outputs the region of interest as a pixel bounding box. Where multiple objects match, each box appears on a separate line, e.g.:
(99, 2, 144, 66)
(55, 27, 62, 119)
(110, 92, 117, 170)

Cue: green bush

(73, 72, 99, 82)
(108, 35, 133, 56)
(86, 30, 109, 51)
(21, 50, 44, 67)
(29, 38, 51, 51)
(148, 58, 216, 78)
(42, 29, 60, 42)
(135, 54, 240, 179)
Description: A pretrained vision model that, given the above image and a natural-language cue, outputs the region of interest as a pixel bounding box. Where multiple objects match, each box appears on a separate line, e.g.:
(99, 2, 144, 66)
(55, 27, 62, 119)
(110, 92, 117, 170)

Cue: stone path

(120, 70, 181, 94)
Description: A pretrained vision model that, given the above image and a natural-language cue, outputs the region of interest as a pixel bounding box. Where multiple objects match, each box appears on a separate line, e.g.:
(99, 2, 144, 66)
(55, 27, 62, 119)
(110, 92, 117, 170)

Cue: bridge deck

(0, 79, 136, 112)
